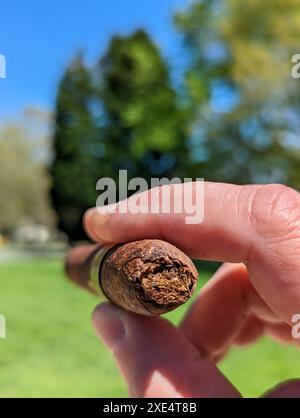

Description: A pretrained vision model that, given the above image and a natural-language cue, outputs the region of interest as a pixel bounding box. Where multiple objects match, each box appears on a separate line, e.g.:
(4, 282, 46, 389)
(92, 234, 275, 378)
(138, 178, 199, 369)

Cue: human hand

(84, 182, 300, 398)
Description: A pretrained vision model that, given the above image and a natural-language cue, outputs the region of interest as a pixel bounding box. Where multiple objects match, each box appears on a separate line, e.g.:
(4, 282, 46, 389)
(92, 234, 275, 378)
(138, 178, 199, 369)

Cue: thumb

(92, 303, 241, 398)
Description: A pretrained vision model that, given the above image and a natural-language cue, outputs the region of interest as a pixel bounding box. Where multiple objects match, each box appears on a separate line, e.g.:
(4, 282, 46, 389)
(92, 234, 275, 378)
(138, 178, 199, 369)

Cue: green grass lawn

(0, 258, 299, 398)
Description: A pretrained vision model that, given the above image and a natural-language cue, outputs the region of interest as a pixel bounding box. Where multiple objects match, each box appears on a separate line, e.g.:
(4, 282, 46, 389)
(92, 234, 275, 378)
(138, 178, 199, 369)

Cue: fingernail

(92, 303, 126, 350)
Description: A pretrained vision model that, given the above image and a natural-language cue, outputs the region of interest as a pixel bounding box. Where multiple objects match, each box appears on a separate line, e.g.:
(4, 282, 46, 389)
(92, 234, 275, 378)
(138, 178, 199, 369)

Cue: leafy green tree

(0, 123, 54, 235)
(175, 0, 300, 185)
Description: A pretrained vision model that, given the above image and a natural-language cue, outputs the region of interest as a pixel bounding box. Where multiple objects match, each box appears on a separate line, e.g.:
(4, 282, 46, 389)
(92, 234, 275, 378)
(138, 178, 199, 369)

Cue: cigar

(65, 239, 199, 316)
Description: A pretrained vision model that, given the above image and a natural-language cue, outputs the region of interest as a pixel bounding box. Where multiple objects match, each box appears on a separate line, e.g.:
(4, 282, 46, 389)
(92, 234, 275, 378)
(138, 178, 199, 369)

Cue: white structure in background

(0, 315, 6, 339)
(14, 219, 51, 244)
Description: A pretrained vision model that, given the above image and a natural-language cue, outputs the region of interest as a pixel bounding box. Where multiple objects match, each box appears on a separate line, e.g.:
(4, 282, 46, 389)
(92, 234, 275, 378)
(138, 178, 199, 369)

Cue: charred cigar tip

(66, 239, 199, 316)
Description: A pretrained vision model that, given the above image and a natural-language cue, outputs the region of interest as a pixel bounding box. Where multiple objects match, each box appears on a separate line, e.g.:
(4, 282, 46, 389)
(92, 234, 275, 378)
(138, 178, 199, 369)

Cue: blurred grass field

(0, 258, 300, 398)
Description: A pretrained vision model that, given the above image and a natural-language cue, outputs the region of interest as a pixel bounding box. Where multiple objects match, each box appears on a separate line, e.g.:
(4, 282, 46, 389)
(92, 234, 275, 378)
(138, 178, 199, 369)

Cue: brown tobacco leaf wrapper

(65, 239, 199, 316)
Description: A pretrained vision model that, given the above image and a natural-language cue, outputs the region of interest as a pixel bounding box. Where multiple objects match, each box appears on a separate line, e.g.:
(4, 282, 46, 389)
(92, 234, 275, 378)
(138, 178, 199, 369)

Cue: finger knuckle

(249, 184, 300, 242)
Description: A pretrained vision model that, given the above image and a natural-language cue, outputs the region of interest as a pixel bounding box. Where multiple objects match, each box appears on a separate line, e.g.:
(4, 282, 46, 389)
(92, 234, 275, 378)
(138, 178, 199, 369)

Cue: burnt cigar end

(65, 239, 199, 316)
(100, 239, 198, 315)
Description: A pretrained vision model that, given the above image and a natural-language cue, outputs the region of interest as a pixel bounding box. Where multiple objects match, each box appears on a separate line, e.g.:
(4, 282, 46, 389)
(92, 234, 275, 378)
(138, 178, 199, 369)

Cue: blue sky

(0, 0, 187, 119)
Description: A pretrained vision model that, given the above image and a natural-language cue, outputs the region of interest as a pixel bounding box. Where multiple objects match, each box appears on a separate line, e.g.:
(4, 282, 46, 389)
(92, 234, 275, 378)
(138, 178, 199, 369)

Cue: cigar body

(65, 239, 198, 316)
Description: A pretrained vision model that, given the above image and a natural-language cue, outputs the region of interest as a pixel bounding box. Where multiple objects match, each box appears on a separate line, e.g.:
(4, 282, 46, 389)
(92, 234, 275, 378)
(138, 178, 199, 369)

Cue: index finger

(84, 181, 300, 324)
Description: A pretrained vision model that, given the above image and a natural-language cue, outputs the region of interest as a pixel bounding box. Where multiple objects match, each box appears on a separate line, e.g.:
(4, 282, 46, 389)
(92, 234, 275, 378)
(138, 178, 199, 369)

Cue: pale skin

(84, 182, 300, 398)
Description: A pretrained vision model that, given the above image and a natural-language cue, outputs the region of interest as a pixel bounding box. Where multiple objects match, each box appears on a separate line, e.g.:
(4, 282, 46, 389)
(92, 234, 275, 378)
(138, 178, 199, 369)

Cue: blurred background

(1, 0, 300, 397)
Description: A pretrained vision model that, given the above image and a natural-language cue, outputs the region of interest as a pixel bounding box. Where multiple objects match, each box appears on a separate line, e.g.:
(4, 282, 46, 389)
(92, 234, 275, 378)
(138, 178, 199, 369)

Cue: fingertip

(91, 301, 117, 323)
(90, 211, 113, 243)
(84, 208, 113, 244)
(92, 303, 126, 350)
(83, 208, 98, 242)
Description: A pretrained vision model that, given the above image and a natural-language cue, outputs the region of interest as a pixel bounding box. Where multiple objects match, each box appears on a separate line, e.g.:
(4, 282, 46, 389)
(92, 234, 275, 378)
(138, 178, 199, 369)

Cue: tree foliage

(0, 123, 54, 234)
(99, 30, 189, 178)
(175, 0, 300, 184)
(50, 54, 101, 240)
(51, 31, 189, 240)
(51, 3, 300, 240)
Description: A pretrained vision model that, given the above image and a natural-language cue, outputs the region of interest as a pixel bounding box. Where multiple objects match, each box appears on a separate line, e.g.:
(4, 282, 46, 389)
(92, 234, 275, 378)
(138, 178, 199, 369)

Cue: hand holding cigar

(66, 182, 300, 397)
(66, 239, 198, 315)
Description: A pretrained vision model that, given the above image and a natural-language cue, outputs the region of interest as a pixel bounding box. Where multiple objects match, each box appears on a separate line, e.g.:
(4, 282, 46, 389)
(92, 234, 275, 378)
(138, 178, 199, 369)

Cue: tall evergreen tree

(50, 54, 100, 240)
(98, 29, 189, 181)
